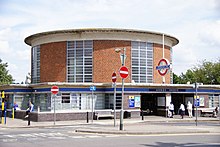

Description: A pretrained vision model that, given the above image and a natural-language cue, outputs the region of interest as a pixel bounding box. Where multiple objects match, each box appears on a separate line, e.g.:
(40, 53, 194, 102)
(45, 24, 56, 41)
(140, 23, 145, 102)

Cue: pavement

(1, 115, 220, 135)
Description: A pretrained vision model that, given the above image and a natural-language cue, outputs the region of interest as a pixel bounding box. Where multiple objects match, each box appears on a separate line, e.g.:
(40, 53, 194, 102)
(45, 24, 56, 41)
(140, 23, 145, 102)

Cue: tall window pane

(67, 40, 93, 83)
(31, 45, 40, 83)
(131, 41, 153, 83)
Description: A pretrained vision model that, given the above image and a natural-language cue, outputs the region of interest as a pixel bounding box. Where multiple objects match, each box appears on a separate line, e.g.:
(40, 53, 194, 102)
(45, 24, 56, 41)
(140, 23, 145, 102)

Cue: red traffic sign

(112, 72, 117, 83)
(119, 66, 129, 79)
(51, 86, 59, 95)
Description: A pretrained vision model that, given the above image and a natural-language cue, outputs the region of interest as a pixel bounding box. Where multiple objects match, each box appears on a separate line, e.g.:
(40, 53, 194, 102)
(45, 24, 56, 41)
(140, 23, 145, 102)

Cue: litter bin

(124, 111, 131, 118)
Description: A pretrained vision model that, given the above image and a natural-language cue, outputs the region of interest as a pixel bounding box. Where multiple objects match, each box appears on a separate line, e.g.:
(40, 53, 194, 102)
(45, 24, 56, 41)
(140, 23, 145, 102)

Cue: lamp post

(115, 47, 126, 131)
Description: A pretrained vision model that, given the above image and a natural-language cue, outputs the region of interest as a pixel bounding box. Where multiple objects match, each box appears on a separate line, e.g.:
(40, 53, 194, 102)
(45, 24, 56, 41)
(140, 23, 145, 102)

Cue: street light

(115, 47, 126, 131)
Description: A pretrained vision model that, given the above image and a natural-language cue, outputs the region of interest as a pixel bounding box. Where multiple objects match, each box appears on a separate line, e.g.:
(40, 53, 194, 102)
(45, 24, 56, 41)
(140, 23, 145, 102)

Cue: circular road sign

(156, 58, 170, 76)
(51, 85, 59, 95)
(112, 72, 117, 83)
(119, 66, 129, 79)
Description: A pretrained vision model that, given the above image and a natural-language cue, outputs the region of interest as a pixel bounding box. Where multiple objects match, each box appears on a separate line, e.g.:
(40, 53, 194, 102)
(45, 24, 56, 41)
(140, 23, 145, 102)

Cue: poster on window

(199, 97, 204, 106)
(134, 96, 140, 108)
(129, 96, 135, 108)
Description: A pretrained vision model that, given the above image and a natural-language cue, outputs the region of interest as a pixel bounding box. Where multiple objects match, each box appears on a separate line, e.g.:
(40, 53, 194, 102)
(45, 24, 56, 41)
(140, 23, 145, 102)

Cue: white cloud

(0, 0, 220, 81)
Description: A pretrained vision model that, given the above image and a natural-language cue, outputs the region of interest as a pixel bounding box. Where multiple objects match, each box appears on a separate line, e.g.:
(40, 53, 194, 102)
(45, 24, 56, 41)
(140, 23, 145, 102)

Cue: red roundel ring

(157, 59, 168, 76)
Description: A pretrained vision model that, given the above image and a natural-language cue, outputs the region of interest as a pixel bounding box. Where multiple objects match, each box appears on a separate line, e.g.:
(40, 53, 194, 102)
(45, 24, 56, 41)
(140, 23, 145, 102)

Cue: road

(0, 126, 219, 147)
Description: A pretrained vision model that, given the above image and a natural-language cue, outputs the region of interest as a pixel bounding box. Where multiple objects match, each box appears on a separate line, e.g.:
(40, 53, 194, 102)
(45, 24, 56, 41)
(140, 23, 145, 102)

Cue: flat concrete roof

(24, 28, 179, 46)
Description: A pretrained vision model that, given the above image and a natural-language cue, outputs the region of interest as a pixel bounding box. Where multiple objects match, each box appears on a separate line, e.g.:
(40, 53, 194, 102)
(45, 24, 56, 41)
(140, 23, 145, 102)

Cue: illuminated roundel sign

(156, 58, 171, 76)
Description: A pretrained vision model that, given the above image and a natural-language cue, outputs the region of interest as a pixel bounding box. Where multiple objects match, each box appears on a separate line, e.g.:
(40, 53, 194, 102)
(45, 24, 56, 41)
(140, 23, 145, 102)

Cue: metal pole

(114, 83, 116, 127)
(53, 94, 56, 125)
(120, 78, 124, 130)
(195, 83, 198, 126)
(92, 90, 94, 123)
(119, 48, 126, 131)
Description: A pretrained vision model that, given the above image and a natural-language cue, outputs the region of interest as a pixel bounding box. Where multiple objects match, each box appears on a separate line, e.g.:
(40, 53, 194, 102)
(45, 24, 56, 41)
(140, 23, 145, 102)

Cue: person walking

(187, 101, 193, 118)
(168, 102, 174, 118)
(179, 103, 185, 119)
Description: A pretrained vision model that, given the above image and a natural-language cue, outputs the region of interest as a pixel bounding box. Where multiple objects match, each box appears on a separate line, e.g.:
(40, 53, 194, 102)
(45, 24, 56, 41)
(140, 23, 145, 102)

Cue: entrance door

(171, 94, 183, 115)
(171, 94, 194, 115)
(141, 94, 157, 115)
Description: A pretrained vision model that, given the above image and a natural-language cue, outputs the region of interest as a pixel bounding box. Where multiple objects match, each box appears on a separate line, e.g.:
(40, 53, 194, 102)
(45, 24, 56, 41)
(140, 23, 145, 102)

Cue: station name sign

(156, 58, 171, 76)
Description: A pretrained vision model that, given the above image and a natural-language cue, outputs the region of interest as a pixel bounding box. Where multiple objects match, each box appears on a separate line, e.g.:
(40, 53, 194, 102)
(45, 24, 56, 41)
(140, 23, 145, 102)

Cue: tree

(0, 59, 14, 84)
(173, 59, 220, 84)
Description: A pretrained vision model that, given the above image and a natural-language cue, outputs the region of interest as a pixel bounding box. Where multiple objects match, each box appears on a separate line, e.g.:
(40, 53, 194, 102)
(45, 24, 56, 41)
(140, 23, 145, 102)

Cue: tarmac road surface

(0, 127, 220, 147)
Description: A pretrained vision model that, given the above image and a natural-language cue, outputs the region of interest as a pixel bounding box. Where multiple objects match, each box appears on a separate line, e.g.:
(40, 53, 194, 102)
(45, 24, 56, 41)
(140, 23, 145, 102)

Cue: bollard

(86, 111, 89, 123)
(141, 110, 144, 120)
(28, 113, 30, 126)
(12, 108, 14, 119)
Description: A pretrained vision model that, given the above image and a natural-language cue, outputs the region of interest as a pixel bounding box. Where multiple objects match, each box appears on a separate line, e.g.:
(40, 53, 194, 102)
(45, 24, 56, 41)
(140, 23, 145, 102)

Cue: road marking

(27, 138, 41, 141)
(105, 135, 119, 138)
(2, 138, 17, 142)
(69, 136, 85, 139)
(3, 135, 14, 138)
(48, 136, 66, 139)
(86, 135, 102, 138)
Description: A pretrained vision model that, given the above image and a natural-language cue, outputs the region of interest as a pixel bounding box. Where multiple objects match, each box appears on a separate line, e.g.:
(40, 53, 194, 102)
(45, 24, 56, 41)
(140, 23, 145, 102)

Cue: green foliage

(173, 59, 220, 84)
(0, 59, 14, 84)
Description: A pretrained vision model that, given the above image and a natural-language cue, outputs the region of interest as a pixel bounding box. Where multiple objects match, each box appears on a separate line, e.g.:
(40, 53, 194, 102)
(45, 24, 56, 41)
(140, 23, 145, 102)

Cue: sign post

(119, 65, 128, 130)
(194, 83, 198, 126)
(112, 72, 117, 127)
(115, 47, 127, 131)
(90, 85, 96, 123)
(51, 86, 59, 125)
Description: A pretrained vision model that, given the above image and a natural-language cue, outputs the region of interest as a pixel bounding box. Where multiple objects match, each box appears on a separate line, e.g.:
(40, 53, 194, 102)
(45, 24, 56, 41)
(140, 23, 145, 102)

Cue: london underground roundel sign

(156, 58, 171, 76)
(119, 66, 129, 79)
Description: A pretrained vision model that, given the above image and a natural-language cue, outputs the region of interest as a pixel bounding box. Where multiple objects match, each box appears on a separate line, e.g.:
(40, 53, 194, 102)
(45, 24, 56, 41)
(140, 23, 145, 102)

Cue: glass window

(105, 93, 122, 109)
(67, 41, 93, 83)
(131, 41, 153, 83)
(62, 93, 70, 103)
(209, 95, 219, 108)
(31, 45, 40, 83)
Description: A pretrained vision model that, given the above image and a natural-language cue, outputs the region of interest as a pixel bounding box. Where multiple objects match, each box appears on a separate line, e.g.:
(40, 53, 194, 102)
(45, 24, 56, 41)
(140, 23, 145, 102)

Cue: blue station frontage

(0, 82, 219, 122)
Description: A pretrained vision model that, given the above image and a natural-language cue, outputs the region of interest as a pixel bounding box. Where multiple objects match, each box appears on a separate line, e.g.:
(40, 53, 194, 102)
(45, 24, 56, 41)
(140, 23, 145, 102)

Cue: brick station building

(0, 28, 219, 121)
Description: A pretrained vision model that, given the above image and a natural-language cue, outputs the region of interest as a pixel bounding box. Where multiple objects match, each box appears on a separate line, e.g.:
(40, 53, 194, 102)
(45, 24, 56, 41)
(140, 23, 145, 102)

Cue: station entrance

(140, 93, 163, 115)
(171, 93, 194, 115)
(140, 93, 194, 116)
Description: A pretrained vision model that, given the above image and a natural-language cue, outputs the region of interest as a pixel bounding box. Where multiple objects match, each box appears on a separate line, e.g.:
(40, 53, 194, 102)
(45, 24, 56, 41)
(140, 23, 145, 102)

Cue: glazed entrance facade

(1, 83, 219, 121)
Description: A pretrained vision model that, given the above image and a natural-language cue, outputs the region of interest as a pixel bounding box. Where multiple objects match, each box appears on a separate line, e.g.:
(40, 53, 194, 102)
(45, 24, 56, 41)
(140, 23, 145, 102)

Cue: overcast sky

(0, 0, 220, 83)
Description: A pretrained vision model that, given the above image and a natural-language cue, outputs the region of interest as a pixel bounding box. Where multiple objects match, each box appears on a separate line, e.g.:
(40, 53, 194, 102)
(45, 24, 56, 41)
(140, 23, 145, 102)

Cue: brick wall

(153, 44, 171, 84)
(38, 40, 172, 84)
(93, 40, 131, 83)
(40, 42, 67, 82)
